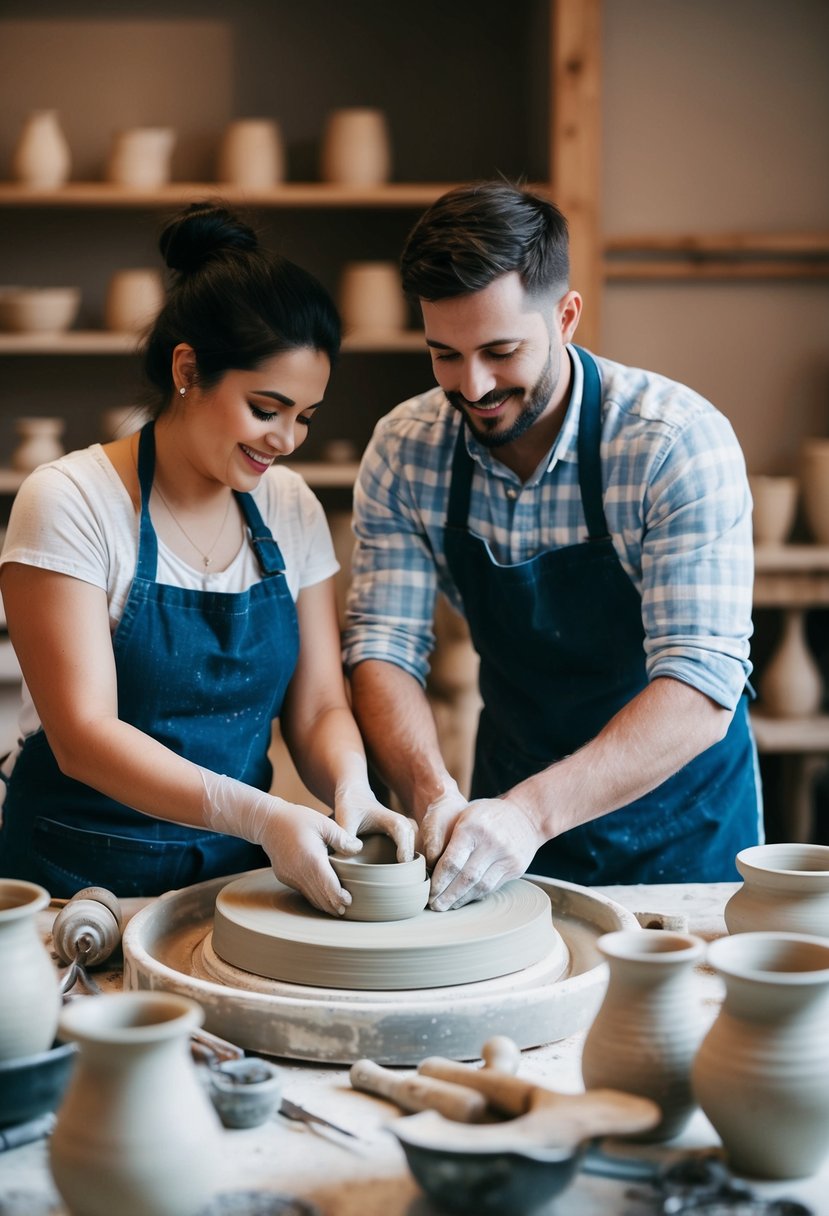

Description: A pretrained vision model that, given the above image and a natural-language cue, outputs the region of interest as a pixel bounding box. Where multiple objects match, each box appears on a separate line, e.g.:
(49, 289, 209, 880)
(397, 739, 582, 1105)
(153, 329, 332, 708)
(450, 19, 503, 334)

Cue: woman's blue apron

(442, 347, 761, 884)
(0, 421, 300, 896)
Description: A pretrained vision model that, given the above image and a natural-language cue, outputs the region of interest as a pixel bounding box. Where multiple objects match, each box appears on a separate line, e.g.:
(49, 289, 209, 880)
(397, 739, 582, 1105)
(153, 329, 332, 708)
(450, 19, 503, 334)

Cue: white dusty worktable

(2, 882, 827, 1216)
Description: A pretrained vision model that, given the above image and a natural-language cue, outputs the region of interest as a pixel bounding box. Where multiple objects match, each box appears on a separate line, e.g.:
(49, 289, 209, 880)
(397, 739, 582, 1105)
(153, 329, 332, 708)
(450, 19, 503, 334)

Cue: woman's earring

(179, 386, 187, 397)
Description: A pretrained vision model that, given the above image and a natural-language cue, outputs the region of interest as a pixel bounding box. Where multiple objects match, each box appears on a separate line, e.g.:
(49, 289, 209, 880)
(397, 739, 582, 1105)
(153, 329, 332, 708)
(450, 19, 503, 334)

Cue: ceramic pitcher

(50, 991, 224, 1216)
(581, 929, 706, 1140)
(0, 879, 61, 1060)
(725, 842, 829, 936)
(692, 931, 829, 1179)
(12, 110, 71, 189)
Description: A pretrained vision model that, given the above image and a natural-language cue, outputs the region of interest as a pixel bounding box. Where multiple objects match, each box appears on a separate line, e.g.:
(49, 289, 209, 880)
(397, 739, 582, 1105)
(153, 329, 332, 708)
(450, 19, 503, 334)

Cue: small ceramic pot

(107, 127, 176, 189)
(0, 880, 62, 1062)
(331, 834, 429, 921)
(339, 261, 407, 334)
(217, 119, 284, 189)
(12, 110, 71, 189)
(320, 108, 391, 185)
(206, 1056, 282, 1128)
(12, 417, 66, 473)
(104, 268, 165, 333)
(748, 474, 798, 546)
(725, 842, 829, 936)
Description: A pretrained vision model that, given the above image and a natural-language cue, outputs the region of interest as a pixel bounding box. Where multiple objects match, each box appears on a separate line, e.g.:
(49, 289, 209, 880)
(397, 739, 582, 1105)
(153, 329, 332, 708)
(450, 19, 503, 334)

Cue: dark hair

(143, 201, 341, 413)
(400, 181, 570, 303)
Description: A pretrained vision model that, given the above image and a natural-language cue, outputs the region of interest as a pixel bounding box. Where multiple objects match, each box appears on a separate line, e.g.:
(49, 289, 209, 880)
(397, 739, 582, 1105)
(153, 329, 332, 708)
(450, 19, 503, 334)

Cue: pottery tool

(52, 886, 123, 996)
(350, 1059, 489, 1122)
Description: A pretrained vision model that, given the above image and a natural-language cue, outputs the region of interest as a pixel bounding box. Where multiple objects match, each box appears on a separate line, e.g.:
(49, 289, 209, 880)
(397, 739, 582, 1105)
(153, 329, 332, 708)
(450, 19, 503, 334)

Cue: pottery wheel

(211, 871, 565, 991)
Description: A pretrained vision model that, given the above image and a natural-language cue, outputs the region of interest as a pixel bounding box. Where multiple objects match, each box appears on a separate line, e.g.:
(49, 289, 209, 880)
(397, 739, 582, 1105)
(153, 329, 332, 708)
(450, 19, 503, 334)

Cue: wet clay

(212, 871, 563, 990)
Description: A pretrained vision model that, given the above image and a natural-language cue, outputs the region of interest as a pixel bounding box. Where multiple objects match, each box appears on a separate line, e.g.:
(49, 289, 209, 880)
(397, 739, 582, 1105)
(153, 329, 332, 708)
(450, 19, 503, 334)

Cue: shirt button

(505, 487, 519, 500)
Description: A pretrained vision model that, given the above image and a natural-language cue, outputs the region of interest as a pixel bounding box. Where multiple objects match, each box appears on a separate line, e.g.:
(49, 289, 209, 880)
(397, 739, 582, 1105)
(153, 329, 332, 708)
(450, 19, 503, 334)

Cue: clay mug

(104, 268, 165, 333)
(692, 931, 829, 1179)
(581, 929, 706, 1140)
(106, 127, 176, 189)
(331, 833, 429, 921)
(339, 261, 407, 334)
(11, 110, 71, 189)
(12, 416, 66, 472)
(217, 119, 285, 189)
(0, 879, 62, 1061)
(724, 842, 829, 936)
(320, 108, 391, 185)
(50, 991, 224, 1216)
(800, 438, 829, 545)
(748, 474, 798, 546)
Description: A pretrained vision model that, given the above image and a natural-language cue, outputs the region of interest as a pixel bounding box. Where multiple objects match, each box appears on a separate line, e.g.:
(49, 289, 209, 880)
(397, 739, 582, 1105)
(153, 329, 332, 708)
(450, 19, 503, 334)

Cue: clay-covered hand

(198, 767, 361, 916)
(418, 778, 470, 870)
(428, 795, 545, 912)
(333, 778, 416, 862)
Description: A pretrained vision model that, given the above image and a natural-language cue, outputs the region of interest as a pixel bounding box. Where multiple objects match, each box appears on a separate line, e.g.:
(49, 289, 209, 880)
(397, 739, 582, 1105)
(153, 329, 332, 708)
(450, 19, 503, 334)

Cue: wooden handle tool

(418, 1056, 535, 1117)
(350, 1059, 488, 1123)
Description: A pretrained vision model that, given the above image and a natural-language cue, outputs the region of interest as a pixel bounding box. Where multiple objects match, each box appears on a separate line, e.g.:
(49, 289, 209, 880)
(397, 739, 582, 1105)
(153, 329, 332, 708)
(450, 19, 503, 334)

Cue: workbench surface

(2, 882, 827, 1215)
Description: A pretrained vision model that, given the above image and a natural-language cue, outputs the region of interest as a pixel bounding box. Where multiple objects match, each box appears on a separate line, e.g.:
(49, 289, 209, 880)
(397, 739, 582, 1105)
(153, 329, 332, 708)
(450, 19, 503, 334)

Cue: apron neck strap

(574, 346, 610, 542)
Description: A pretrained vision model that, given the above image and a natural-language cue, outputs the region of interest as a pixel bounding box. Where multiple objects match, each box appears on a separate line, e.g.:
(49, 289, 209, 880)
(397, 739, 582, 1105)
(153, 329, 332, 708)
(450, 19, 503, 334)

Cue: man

(343, 180, 761, 911)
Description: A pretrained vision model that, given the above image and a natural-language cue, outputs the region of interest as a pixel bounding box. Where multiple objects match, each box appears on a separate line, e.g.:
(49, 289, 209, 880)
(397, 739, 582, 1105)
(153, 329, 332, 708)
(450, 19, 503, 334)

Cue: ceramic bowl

(724, 842, 829, 936)
(205, 1056, 282, 1128)
(0, 1039, 76, 1128)
(0, 286, 80, 333)
(330, 834, 429, 921)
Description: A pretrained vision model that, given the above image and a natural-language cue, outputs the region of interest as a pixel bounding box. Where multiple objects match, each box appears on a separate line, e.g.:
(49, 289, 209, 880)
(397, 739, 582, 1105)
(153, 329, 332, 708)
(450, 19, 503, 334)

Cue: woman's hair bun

(159, 201, 259, 274)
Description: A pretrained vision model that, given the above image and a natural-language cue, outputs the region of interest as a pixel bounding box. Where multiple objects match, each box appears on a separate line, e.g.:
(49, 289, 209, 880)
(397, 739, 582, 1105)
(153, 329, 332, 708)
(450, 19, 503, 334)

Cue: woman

(0, 201, 412, 910)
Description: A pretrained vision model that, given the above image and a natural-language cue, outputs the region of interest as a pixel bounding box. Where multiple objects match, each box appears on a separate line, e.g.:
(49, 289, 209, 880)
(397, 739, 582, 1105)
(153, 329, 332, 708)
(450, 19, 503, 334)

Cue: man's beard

(446, 353, 556, 449)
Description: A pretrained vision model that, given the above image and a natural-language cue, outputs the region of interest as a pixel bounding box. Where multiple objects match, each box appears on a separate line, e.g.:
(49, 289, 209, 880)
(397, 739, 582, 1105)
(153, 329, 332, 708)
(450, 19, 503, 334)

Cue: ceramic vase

(692, 932, 829, 1179)
(11, 110, 71, 189)
(107, 128, 176, 189)
(758, 607, 823, 718)
(104, 268, 165, 333)
(800, 438, 829, 545)
(0, 880, 61, 1061)
(339, 260, 407, 334)
(217, 119, 284, 189)
(724, 842, 829, 936)
(581, 929, 706, 1140)
(50, 991, 224, 1216)
(321, 108, 391, 185)
(12, 416, 66, 472)
(748, 474, 798, 546)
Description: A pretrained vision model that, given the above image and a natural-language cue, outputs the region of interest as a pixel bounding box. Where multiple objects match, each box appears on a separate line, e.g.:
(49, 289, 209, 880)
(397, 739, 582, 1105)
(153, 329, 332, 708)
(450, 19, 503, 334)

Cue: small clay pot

(725, 842, 829, 936)
(206, 1057, 282, 1128)
(331, 834, 429, 921)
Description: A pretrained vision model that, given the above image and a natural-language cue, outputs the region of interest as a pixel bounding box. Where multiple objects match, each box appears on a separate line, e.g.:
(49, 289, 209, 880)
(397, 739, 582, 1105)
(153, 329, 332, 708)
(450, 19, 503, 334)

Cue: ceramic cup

(104, 268, 165, 334)
(339, 261, 407, 334)
(205, 1056, 282, 1128)
(724, 842, 829, 936)
(217, 119, 284, 189)
(106, 128, 176, 189)
(330, 834, 429, 922)
(320, 108, 391, 186)
(748, 474, 799, 546)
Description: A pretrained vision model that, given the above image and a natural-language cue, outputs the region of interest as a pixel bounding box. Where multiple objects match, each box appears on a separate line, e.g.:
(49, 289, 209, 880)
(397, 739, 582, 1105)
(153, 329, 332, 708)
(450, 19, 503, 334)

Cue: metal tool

(279, 1097, 360, 1139)
(52, 886, 123, 997)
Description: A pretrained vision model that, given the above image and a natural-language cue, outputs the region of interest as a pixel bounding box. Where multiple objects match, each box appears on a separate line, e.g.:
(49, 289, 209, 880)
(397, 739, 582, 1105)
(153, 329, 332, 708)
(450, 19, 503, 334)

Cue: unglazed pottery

(12, 416, 66, 472)
(725, 842, 829, 936)
(0, 286, 80, 334)
(212, 870, 562, 989)
(692, 932, 829, 1179)
(800, 438, 829, 544)
(107, 127, 176, 189)
(330, 833, 429, 921)
(339, 261, 407, 334)
(104, 268, 164, 333)
(11, 110, 71, 189)
(217, 119, 285, 189)
(0, 879, 61, 1061)
(206, 1056, 282, 1128)
(758, 607, 823, 717)
(580, 929, 706, 1140)
(748, 474, 799, 546)
(50, 992, 224, 1216)
(320, 108, 391, 185)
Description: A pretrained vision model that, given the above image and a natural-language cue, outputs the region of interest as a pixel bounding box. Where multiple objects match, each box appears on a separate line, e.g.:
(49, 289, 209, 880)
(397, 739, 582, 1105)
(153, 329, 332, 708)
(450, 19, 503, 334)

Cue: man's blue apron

(442, 347, 761, 884)
(0, 421, 300, 896)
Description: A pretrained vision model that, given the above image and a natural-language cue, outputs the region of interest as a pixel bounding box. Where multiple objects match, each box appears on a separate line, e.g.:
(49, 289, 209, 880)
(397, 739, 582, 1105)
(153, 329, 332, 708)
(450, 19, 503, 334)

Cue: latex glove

(418, 777, 470, 870)
(334, 779, 416, 862)
(199, 767, 361, 916)
(428, 795, 545, 912)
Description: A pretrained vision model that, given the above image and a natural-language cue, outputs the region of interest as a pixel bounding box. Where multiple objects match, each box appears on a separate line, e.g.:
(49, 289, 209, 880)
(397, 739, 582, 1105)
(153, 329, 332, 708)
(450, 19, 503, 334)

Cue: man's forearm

(349, 659, 458, 821)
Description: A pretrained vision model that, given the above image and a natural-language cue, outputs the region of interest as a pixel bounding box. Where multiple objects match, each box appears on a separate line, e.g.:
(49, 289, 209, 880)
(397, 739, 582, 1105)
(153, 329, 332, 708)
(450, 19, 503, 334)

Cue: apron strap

(574, 346, 610, 542)
(446, 422, 473, 530)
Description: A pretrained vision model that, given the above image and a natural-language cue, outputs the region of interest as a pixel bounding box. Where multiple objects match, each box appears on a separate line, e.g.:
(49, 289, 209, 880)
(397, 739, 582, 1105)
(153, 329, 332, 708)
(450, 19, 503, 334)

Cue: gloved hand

(334, 753, 415, 862)
(199, 767, 361, 916)
(427, 795, 545, 912)
(418, 777, 470, 870)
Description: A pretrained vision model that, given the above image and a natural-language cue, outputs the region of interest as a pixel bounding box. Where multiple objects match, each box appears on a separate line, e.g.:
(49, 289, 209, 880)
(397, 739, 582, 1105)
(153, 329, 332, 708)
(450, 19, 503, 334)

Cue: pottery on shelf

(12, 416, 66, 472)
(331, 833, 429, 921)
(757, 607, 823, 718)
(0, 286, 80, 334)
(106, 127, 176, 189)
(11, 110, 71, 189)
(0, 880, 62, 1062)
(580, 929, 706, 1141)
(800, 438, 829, 545)
(50, 991, 224, 1216)
(339, 261, 407, 335)
(748, 474, 798, 546)
(104, 268, 165, 334)
(320, 108, 391, 186)
(724, 842, 829, 936)
(217, 119, 285, 189)
(692, 931, 829, 1179)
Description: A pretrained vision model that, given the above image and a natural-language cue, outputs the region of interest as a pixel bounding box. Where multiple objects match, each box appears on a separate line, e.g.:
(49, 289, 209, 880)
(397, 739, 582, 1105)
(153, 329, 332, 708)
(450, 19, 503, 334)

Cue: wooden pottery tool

(350, 1059, 488, 1122)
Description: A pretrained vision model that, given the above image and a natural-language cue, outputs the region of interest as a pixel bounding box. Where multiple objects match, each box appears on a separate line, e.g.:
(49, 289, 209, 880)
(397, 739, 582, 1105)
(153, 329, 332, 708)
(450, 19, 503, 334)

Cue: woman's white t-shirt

(0, 444, 339, 758)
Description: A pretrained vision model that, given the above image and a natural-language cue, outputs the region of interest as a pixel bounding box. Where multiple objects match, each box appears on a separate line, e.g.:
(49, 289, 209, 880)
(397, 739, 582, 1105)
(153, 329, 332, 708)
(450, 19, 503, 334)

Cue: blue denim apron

(443, 347, 761, 884)
(0, 421, 299, 896)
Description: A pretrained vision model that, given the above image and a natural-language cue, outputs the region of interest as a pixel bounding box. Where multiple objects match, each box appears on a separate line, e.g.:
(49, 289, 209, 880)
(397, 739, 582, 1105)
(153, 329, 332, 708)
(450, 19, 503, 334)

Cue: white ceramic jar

(321, 108, 391, 186)
(217, 119, 285, 189)
(104, 268, 165, 334)
(339, 261, 407, 334)
(748, 474, 798, 546)
(107, 128, 176, 190)
(0, 880, 61, 1061)
(12, 110, 71, 189)
(724, 842, 829, 936)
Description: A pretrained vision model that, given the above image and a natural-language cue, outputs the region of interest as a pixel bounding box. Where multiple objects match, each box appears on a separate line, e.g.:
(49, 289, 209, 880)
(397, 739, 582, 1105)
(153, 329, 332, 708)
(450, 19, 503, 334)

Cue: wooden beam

(551, 0, 603, 350)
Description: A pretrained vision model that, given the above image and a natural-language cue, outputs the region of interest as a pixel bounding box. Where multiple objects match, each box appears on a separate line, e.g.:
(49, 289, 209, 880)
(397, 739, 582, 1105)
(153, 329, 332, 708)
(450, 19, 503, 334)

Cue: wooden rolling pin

(350, 1059, 488, 1123)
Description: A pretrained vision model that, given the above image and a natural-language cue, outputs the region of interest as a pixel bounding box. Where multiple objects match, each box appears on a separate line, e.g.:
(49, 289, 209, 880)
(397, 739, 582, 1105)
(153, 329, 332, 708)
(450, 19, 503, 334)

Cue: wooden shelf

(751, 711, 829, 754)
(0, 330, 427, 355)
(0, 462, 357, 494)
(754, 545, 829, 608)
(0, 182, 477, 210)
(603, 232, 829, 281)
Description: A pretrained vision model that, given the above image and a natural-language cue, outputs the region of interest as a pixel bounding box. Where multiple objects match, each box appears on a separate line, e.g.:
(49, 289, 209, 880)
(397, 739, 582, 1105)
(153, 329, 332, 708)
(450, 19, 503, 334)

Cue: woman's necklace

(152, 480, 234, 570)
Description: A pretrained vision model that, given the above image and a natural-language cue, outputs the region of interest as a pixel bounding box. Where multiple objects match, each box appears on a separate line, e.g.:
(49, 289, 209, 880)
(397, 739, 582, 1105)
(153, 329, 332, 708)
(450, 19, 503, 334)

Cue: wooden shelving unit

(0, 330, 427, 356)
(603, 232, 829, 281)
